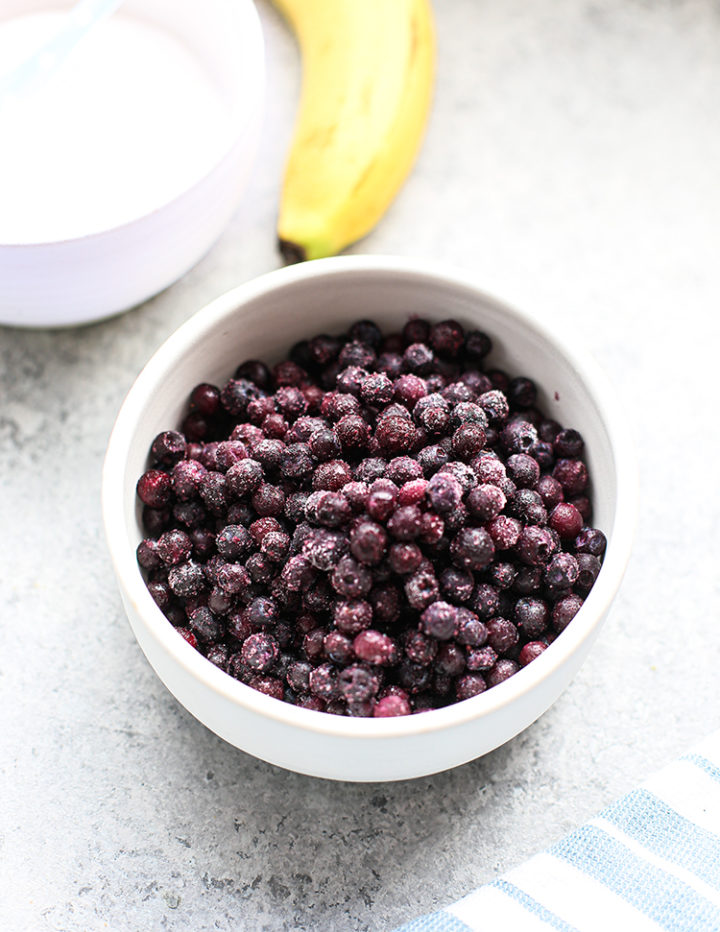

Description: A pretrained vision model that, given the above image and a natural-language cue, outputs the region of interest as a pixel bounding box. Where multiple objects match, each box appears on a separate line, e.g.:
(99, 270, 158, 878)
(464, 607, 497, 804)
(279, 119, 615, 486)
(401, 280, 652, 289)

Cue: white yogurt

(0, 11, 233, 243)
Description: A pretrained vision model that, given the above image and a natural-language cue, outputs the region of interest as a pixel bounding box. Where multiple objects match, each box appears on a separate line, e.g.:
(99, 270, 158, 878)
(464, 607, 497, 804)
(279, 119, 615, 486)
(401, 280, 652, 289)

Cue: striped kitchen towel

(394, 731, 720, 932)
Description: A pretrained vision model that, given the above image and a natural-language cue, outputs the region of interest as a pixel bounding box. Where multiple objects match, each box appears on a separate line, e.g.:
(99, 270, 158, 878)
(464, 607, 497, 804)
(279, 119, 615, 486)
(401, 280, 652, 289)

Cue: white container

(102, 256, 636, 782)
(0, 0, 264, 328)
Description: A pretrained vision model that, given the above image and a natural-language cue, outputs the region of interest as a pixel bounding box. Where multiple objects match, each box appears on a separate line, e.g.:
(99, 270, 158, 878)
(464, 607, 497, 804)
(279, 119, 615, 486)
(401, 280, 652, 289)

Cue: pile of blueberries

(136, 317, 606, 717)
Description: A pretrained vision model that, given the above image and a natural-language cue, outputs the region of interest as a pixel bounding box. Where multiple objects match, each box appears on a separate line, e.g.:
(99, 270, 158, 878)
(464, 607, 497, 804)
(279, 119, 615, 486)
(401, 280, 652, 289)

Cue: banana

(273, 0, 435, 262)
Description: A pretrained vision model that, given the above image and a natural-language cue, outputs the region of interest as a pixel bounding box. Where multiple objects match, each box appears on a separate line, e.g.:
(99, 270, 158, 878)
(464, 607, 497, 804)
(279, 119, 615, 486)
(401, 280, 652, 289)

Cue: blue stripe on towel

(551, 823, 719, 931)
(683, 754, 720, 784)
(601, 788, 720, 891)
(392, 910, 471, 932)
(490, 879, 579, 931)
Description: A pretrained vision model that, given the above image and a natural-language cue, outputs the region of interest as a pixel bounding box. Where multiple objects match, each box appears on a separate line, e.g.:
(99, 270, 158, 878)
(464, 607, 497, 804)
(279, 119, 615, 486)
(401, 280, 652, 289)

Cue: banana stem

(278, 239, 307, 264)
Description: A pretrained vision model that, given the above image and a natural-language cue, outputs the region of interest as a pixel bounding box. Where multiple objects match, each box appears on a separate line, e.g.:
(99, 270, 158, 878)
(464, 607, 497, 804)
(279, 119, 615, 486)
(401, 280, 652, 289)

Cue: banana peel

(273, 0, 435, 262)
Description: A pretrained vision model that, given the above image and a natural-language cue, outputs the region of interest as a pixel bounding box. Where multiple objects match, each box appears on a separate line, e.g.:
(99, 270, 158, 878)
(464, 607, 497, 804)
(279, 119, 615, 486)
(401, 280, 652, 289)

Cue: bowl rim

(0, 0, 264, 249)
(102, 254, 637, 741)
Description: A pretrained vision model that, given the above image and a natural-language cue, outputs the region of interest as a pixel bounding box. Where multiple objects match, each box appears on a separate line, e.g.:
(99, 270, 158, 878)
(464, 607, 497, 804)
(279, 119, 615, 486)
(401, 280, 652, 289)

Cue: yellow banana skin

(274, 0, 435, 262)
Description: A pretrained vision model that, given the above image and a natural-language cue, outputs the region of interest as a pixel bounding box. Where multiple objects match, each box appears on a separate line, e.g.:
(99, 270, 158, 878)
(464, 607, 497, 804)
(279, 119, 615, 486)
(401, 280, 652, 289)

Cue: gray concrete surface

(3, 1, 720, 929)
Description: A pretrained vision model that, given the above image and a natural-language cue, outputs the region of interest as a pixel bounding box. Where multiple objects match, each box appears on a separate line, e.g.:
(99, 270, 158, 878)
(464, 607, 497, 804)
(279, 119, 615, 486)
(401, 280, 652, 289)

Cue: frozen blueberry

(426, 472, 463, 514)
(552, 594, 584, 632)
(404, 629, 439, 666)
(455, 609, 488, 647)
(403, 342, 434, 375)
(350, 521, 388, 565)
(450, 528, 495, 571)
(336, 414, 371, 450)
(137, 470, 172, 508)
(313, 459, 353, 491)
(486, 617, 519, 654)
(339, 664, 380, 706)
(189, 383, 221, 416)
(516, 526, 556, 566)
(220, 378, 264, 416)
(500, 420, 538, 455)
(137, 315, 604, 719)
(544, 552, 579, 590)
(242, 633, 279, 672)
(553, 458, 589, 496)
(156, 529, 192, 566)
(331, 556, 372, 599)
(235, 359, 271, 390)
(455, 674, 487, 701)
(388, 542, 423, 575)
(334, 599, 373, 635)
(324, 631, 354, 665)
(387, 505, 423, 541)
(575, 527, 607, 557)
(405, 568, 440, 611)
(486, 659, 519, 687)
(374, 695, 411, 716)
(353, 630, 398, 666)
(465, 645, 497, 672)
(216, 525, 253, 561)
(419, 601, 458, 640)
(575, 553, 602, 592)
(168, 561, 206, 598)
(514, 598, 549, 640)
(308, 663, 338, 699)
(151, 430, 187, 466)
(519, 642, 547, 666)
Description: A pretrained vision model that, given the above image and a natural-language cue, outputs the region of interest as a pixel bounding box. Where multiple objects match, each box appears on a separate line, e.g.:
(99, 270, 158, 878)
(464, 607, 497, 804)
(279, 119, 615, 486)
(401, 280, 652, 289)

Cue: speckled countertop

(3, 1, 720, 929)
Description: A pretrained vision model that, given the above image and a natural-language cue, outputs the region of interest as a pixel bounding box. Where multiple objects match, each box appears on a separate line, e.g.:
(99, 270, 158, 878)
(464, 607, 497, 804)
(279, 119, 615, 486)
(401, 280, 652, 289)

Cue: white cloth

(394, 732, 720, 932)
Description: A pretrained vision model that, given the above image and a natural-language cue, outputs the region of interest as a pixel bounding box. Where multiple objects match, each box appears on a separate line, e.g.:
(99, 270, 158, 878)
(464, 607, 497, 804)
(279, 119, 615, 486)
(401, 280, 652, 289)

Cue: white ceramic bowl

(103, 256, 635, 782)
(0, 0, 264, 328)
